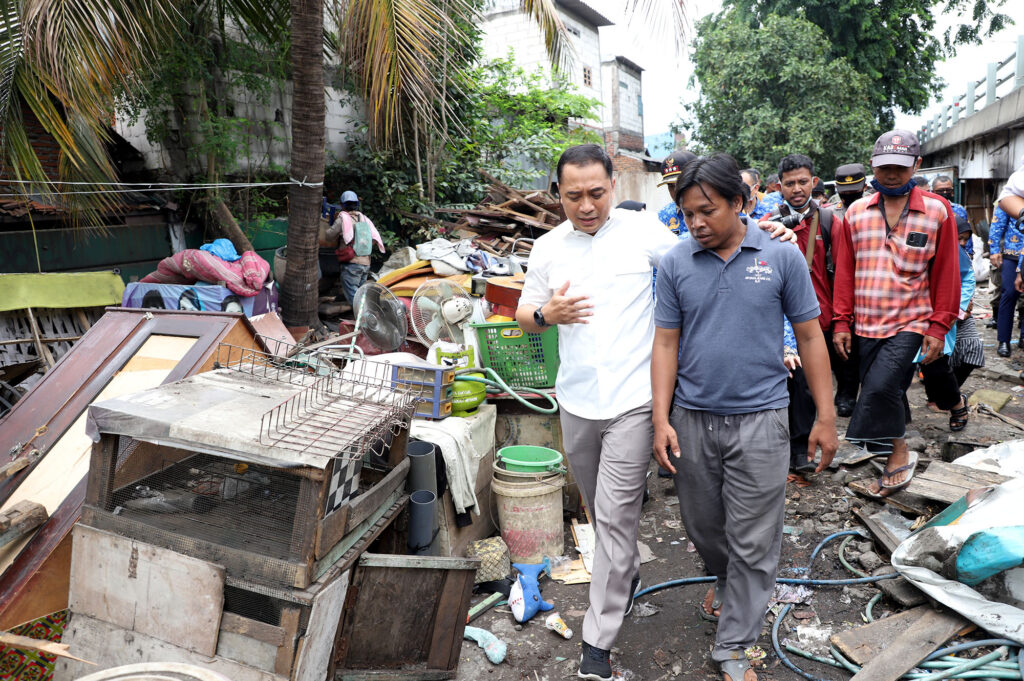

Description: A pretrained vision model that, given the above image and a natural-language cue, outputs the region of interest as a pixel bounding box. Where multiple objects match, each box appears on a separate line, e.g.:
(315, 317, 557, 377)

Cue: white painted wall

(614, 169, 668, 211)
(481, 0, 606, 129)
(115, 83, 360, 175)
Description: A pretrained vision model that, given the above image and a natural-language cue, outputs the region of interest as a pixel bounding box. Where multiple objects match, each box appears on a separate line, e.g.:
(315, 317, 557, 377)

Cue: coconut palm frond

(0, 0, 176, 227)
(341, 0, 477, 144)
(519, 0, 572, 70)
(624, 0, 689, 52)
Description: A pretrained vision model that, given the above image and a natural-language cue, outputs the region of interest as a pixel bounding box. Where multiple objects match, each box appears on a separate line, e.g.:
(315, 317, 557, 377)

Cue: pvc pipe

(407, 440, 437, 496)
(408, 489, 437, 556)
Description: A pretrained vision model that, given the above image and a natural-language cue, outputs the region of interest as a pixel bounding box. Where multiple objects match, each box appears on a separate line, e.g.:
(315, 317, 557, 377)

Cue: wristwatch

(533, 307, 549, 328)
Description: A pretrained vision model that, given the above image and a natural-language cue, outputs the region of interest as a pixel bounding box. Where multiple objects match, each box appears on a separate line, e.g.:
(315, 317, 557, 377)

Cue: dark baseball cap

(834, 163, 866, 192)
(871, 130, 920, 168)
(659, 150, 697, 187)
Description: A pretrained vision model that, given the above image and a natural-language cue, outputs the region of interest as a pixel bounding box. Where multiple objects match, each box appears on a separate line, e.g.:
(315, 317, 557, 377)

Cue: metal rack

(214, 342, 422, 463)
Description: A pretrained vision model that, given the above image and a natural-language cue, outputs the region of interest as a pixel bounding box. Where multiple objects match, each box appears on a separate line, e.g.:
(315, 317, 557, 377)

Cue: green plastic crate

(470, 322, 559, 389)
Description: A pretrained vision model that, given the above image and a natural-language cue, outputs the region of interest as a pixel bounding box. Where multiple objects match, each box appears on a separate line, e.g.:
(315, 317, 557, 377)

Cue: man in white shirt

(516, 144, 794, 681)
(999, 166, 1024, 226)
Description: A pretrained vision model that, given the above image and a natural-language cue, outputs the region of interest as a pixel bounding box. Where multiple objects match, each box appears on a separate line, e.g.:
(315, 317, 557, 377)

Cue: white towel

(411, 415, 485, 514)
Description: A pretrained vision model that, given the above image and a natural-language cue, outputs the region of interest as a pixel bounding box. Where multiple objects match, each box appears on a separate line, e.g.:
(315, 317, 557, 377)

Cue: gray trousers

(669, 405, 790, 662)
(560, 402, 652, 649)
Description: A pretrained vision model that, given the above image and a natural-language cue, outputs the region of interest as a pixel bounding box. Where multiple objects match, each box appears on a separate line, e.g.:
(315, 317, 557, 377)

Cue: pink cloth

(142, 249, 270, 297)
(337, 211, 386, 252)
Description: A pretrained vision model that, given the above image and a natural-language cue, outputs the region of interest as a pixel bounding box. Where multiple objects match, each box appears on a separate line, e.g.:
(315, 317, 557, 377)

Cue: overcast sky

(594, 0, 1020, 139)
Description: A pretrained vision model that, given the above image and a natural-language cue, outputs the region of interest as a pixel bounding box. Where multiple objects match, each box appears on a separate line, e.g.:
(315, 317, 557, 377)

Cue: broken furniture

(80, 345, 421, 588)
(0, 272, 125, 400)
(58, 345, 478, 681)
(0, 308, 267, 630)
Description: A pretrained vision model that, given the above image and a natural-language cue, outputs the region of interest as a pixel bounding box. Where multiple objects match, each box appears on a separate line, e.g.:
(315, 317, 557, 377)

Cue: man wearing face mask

(832, 130, 961, 497)
(832, 163, 867, 221)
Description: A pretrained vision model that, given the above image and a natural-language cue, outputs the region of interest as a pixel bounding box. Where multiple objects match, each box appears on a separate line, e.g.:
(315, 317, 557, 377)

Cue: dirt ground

(455, 309, 1024, 681)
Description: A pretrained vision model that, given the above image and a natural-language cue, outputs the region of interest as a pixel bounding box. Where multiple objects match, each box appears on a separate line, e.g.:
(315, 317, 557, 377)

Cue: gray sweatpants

(669, 405, 790, 663)
(560, 402, 652, 649)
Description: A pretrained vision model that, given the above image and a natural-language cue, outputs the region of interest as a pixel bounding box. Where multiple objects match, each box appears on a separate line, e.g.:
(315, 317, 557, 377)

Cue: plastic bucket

(491, 473, 564, 564)
(496, 445, 563, 473)
(492, 459, 563, 484)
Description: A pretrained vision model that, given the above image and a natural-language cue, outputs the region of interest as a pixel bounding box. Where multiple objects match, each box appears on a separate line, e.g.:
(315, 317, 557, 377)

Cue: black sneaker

(578, 641, 613, 681)
(624, 574, 642, 615)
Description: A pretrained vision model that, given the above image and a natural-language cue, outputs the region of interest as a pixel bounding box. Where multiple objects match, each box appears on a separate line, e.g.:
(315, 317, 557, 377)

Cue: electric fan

(351, 282, 408, 352)
(410, 279, 474, 347)
(316, 282, 407, 359)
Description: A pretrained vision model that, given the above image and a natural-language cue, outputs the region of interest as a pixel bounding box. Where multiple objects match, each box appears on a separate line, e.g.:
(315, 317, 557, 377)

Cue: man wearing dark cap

(657, 151, 697, 237)
(833, 130, 961, 497)
(833, 163, 867, 220)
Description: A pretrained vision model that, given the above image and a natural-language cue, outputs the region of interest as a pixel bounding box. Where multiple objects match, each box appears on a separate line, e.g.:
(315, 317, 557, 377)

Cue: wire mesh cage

(84, 343, 425, 587)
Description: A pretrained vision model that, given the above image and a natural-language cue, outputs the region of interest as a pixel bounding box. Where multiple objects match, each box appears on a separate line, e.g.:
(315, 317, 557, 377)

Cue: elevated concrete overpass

(916, 35, 1024, 225)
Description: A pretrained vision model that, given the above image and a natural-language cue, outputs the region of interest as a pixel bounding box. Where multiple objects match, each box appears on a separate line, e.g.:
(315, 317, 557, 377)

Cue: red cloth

(142, 249, 270, 297)
(784, 203, 834, 331)
(832, 187, 960, 340)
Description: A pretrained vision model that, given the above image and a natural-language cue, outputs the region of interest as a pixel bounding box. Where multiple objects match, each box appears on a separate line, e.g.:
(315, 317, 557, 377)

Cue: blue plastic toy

(508, 562, 554, 623)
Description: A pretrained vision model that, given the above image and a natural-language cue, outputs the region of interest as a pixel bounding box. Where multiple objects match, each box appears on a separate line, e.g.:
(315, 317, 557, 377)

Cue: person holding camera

(763, 155, 859, 423)
(832, 130, 961, 497)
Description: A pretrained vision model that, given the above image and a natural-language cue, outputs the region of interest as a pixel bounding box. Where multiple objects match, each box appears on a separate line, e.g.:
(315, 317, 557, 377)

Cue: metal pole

(1016, 34, 1024, 90)
(966, 80, 976, 115)
(987, 62, 998, 106)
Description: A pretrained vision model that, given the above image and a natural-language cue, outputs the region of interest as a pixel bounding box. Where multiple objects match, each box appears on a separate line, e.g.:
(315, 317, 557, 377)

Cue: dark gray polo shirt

(654, 217, 820, 414)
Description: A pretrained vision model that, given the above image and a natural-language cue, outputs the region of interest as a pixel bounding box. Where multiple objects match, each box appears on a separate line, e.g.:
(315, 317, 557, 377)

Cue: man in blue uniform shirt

(657, 151, 697, 238)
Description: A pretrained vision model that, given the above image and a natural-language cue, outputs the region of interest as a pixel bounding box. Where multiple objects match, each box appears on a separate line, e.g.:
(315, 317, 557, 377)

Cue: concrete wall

(614, 169, 666, 211)
(601, 59, 644, 154)
(115, 81, 360, 175)
(481, 0, 605, 130)
(922, 126, 1024, 182)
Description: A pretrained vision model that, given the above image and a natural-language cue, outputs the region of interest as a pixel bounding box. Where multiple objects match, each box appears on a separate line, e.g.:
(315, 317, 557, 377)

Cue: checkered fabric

(832, 187, 961, 340)
(326, 457, 361, 515)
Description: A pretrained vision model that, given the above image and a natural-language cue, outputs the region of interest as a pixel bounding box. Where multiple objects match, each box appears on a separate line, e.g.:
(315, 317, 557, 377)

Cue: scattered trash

(686, 541, 697, 553)
(637, 541, 657, 564)
(663, 519, 681, 530)
(783, 525, 803, 536)
(544, 612, 573, 639)
(631, 601, 660, 618)
(771, 583, 813, 605)
(463, 626, 507, 664)
(665, 496, 680, 506)
(794, 623, 834, 655)
(792, 609, 816, 620)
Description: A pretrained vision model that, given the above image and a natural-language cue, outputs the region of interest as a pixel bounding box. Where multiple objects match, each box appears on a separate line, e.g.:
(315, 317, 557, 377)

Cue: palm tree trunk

(281, 0, 325, 329)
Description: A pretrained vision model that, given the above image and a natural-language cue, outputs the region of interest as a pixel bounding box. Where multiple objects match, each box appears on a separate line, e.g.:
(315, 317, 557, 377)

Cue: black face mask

(935, 189, 954, 201)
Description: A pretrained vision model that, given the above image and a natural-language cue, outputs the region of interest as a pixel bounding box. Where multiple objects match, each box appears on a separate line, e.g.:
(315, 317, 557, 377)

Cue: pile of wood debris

(438, 171, 564, 259)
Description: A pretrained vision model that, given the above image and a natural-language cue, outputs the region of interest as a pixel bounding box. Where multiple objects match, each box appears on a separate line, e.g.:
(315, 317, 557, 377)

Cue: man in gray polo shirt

(651, 154, 838, 681)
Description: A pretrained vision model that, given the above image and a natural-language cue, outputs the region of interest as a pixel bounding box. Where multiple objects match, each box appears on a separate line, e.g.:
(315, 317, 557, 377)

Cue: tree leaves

(686, 11, 876, 178)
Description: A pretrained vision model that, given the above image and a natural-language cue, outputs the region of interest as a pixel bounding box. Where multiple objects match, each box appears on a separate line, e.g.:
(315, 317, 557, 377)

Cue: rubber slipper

(880, 451, 919, 489)
(699, 583, 722, 622)
(720, 657, 753, 681)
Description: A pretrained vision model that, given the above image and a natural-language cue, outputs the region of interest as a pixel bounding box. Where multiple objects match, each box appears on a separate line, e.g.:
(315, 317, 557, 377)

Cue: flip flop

(699, 583, 722, 622)
(880, 451, 919, 489)
(720, 657, 753, 681)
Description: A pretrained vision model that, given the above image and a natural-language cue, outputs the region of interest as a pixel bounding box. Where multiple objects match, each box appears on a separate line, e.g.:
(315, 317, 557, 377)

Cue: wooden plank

(292, 571, 350, 681)
(358, 554, 479, 571)
(0, 457, 31, 481)
(69, 524, 225, 656)
(315, 504, 350, 560)
(852, 506, 911, 555)
(848, 479, 933, 515)
(82, 505, 311, 588)
(220, 612, 286, 647)
(314, 491, 404, 580)
(0, 529, 73, 630)
(831, 605, 931, 664)
(849, 608, 969, 681)
(274, 605, 303, 677)
(0, 500, 48, 548)
(24, 307, 55, 368)
(345, 458, 409, 534)
(0, 632, 93, 663)
(906, 461, 1011, 504)
(56, 614, 286, 681)
(338, 672, 452, 681)
(217, 630, 278, 672)
(426, 570, 471, 671)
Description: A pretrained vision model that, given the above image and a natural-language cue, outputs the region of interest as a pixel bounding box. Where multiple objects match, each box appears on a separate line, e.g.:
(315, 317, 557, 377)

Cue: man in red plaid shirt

(832, 130, 960, 497)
